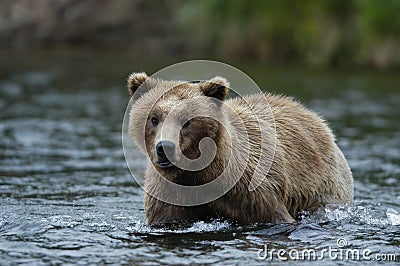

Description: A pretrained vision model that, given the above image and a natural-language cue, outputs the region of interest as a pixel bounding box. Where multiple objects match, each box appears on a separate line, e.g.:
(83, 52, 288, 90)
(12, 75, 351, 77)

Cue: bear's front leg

(144, 193, 214, 227)
(211, 187, 295, 224)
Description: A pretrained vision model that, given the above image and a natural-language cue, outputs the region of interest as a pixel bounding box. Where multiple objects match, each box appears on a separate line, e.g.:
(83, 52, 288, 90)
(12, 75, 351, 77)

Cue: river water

(0, 52, 399, 265)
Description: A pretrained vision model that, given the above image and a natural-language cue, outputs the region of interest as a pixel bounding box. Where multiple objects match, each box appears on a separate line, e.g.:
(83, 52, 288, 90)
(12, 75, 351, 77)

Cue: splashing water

(300, 203, 400, 227)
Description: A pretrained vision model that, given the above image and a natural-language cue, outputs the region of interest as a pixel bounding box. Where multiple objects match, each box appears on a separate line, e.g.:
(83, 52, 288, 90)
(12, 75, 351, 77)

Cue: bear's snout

(155, 140, 176, 168)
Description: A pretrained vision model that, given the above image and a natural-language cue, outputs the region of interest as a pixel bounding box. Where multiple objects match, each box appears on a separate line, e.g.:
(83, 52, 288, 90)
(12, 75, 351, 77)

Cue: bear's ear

(199, 76, 230, 101)
(127, 72, 149, 97)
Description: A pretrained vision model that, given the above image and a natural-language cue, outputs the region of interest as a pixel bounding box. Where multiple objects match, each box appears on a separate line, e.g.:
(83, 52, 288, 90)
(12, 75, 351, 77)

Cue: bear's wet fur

(127, 72, 354, 227)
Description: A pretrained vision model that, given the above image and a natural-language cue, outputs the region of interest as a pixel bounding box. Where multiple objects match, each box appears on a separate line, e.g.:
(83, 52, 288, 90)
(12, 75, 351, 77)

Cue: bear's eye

(151, 116, 159, 126)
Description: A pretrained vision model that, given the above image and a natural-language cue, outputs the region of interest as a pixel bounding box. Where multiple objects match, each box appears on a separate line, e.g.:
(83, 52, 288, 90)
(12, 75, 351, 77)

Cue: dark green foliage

(179, 0, 400, 68)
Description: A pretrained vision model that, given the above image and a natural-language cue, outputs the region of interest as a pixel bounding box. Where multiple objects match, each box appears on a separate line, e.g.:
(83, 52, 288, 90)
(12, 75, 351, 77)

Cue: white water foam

(301, 204, 400, 226)
(126, 220, 231, 234)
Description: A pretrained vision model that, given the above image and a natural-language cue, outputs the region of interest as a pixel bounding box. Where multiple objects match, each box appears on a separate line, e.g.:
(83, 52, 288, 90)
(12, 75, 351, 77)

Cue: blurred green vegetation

(178, 0, 400, 68)
(1, 0, 399, 69)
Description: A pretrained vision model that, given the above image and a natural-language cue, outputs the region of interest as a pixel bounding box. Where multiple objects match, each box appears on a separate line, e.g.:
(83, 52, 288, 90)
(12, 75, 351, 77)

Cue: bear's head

(127, 72, 230, 176)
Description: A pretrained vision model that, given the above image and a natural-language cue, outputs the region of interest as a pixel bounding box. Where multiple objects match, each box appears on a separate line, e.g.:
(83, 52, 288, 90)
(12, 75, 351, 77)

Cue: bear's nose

(156, 140, 175, 159)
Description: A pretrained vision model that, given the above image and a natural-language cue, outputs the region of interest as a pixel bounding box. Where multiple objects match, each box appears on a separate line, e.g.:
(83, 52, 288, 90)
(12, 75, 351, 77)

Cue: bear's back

(225, 93, 353, 216)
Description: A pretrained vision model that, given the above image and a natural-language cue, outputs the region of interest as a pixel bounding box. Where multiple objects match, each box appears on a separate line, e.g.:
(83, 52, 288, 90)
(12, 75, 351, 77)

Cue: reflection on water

(0, 54, 399, 264)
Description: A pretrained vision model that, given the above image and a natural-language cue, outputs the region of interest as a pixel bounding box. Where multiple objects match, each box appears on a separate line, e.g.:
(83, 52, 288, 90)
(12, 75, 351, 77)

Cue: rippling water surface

(0, 52, 399, 265)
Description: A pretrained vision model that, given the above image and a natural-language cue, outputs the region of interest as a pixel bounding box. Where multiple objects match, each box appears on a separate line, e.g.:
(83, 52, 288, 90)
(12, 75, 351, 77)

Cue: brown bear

(127, 72, 354, 227)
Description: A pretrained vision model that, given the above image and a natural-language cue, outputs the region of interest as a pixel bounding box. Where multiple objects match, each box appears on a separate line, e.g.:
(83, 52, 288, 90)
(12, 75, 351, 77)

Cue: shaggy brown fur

(127, 72, 354, 227)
